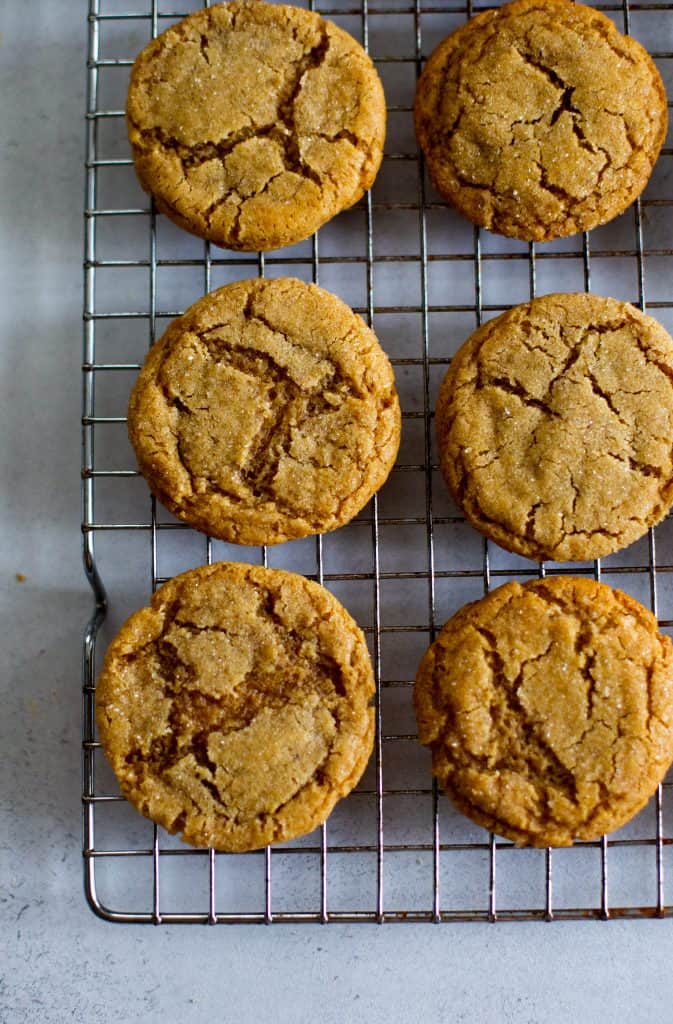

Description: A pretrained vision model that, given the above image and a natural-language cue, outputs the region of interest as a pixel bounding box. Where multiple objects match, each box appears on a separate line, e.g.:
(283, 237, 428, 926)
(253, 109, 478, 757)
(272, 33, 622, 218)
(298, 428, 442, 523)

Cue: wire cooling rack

(82, 0, 673, 923)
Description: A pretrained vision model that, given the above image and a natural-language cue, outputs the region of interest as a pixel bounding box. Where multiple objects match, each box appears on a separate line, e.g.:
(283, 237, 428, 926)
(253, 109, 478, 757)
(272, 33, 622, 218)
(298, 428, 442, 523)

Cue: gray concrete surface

(2, 3, 673, 1021)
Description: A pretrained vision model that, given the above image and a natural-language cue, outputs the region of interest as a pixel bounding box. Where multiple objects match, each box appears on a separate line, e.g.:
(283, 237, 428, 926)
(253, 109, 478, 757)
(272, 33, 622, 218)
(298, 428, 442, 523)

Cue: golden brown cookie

(96, 562, 375, 852)
(436, 293, 673, 562)
(128, 277, 400, 545)
(126, 1, 386, 251)
(414, 0, 667, 241)
(415, 576, 673, 847)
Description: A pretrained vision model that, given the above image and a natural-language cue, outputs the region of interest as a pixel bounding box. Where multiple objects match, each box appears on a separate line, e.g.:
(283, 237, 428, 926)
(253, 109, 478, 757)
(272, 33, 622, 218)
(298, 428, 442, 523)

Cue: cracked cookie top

(126, 1, 386, 251)
(96, 562, 375, 851)
(414, 0, 667, 241)
(128, 277, 401, 545)
(415, 576, 673, 846)
(436, 293, 673, 562)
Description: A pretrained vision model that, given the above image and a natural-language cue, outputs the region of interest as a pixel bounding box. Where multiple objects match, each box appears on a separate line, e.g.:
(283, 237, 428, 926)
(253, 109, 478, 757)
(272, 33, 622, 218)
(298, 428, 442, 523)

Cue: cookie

(128, 277, 400, 545)
(126, 1, 386, 251)
(96, 562, 375, 852)
(415, 576, 673, 847)
(414, 0, 667, 241)
(436, 293, 673, 562)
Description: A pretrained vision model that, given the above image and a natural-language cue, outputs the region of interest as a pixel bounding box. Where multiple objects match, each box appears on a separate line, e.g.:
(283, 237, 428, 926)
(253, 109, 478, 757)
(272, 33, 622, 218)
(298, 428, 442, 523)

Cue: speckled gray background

(3, 3, 673, 1021)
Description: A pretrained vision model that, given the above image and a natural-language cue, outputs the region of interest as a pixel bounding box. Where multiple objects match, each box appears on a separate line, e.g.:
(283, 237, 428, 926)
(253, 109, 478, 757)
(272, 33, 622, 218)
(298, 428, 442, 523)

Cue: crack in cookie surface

(127, 277, 401, 546)
(436, 293, 673, 562)
(414, 0, 667, 240)
(414, 577, 673, 847)
(126, 2, 386, 250)
(96, 562, 375, 851)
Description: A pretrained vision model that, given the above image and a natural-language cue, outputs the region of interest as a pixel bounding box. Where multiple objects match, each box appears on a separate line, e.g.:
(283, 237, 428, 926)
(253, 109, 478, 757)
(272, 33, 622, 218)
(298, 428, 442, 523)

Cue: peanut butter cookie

(414, 0, 667, 241)
(415, 576, 673, 847)
(96, 562, 375, 852)
(436, 293, 673, 562)
(126, 1, 386, 251)
(128, 277, 400, 544)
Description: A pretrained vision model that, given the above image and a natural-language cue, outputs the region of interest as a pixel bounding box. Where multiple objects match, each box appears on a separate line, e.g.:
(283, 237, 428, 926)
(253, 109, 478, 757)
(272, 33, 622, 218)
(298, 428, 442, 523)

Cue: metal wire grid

(82, 0, 673, 923)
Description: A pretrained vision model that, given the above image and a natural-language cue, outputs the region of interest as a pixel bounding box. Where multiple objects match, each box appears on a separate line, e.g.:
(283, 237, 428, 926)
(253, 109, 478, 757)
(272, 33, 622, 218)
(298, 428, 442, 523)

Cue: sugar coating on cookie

(414, 0, 667, 241)
(128, 277, 401, 545)
(96, 562, 375, 851)
(126, 1, 386, 251)
(415, 576, 673, 847)
(436, 293, 673, 562)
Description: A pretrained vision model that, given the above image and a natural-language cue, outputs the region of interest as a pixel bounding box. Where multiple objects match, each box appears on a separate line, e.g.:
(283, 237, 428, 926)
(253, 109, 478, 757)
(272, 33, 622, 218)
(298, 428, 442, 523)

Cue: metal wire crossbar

(82, 0, 673, 923)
